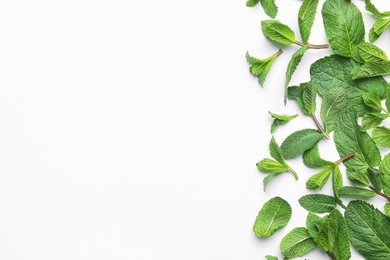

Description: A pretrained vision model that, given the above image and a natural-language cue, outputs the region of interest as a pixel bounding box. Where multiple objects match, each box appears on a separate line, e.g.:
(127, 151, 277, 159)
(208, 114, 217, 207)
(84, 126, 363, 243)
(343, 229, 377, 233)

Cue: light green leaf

(386, 87, 390, 112)
(257, 158, 288, 174)
(379, 153, 390, 196)
(246, 51, 281, 86)
(361, 112, 388, 131)
(287, 82, 317, 115)
(280, 227, 316, 258)
(306, 212, 325, 244)
(321, 0, 365, 57)
(268, 112, 298, 134)
(298, 0, 319, 44)
(373, 127, 390, 148)
(303, 144, 334, 168)
(332, 165, 343, 203)
(369, 18, 390, 42)
(310, 55, 388, 116)
(269, 136, 286, 165)
(261, 20, 296, 45)
(246, 0, 260, 7)
(299, 194, 336, 213)
(281, 129, 324, 159)
(362, 92, 383, 110)
(334, 108, 381, 173)
(320, 87, 347, 133)
(306, 168, 332, 190)
(246, 0, 278, 18)
(346, 169, 370, 187)
(384, 203, 390, 217)
(364, 0, 390, 19)
(253, 197, 292, 237)
(352, 61, 390, 79)
(355, 42, 388, 63)
(284, 47, 307, 104)
(345, 200, 390, 260)
(265, 256, 278, 260)
(338, 186, 377, 198)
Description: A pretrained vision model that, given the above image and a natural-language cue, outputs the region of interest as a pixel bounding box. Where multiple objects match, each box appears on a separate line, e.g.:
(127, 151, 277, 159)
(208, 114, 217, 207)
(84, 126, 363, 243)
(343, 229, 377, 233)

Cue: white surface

(0, 0, 389, 259)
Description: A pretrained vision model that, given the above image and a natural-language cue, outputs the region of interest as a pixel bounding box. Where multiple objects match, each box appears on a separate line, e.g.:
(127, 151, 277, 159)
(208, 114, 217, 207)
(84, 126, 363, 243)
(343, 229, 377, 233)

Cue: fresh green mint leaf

(369, 18, 390, 42)
(352, 61, 390, 80)
(355, 42, 388, 63)
(332, 165, 343, 204)
(346, 169, 370, 187)
(287, 82, 317, 115)
(379, 153, 390, 196)
(306, 212, 325, 244)
(320, 87, 347, 133)
(362, 92, 383, 110)
(310, 55, 388, 116)
(373, 126, 390, 148)
(298, 0, 319, 44)
(386, 88, 390, 113)
(303, 144, 334, 168)
(361, 112, 388, 131)
(246, 50, 281, 87)
(269, 136, 286, 165)
(246, 0, 278, 18)
(334, 108, 381, 173)
(306, 167, 332, 190)
(268, 112, 298, 133)
(261, 20, 296, 45)
(246, 0, 260, 7)
(367, 168, 383, 192)
(364, 0, 390, 19)
(280, 227, 316, 258)
(284, 47, 307, 104)
(265, 256, 278, 260)
(345, 200, 390, 260)
(321, 0, 365, 57)
(257, 158, 288, 174)
(384, 203, 390, 217)
(338, 186, 377, 198)
(253, 197, 292, 237)
(298, 194, 336, 213)
(281, 129, 323, 160)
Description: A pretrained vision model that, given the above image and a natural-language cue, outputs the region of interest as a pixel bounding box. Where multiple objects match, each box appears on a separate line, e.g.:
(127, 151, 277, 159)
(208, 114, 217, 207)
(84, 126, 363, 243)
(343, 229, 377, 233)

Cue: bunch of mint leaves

(246, 0, 390, 259)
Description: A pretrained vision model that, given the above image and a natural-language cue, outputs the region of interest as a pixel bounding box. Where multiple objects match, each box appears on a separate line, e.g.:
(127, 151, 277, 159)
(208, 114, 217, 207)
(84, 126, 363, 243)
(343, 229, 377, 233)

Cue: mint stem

(336, 152, 355, 165)
(311, 114, 330, 140)
(369, 185, 390, 202)
(381, 106, 390, 117)
(295, 41, 329, 49)
(273, 48, 283, 58)
(289, 167, 299, 180)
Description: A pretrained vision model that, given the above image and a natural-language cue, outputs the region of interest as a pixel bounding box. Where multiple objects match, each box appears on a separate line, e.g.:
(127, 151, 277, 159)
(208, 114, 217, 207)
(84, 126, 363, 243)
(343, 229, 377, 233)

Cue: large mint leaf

(281, 129, 323, 159)
(253, 197, 292, 237)
(321, 0, 364, 57)
(320, 87, 347, 133)
(303, 144, 334, 168)
(345, 200, 390, 260)
(298, 0, 319, 44)
(334, 108, 381, 173)
(280, 227, 316, 258)
(310, 55, 388, 116)
(338, 186, 377, 199)
(261, 20, 296, 45)
(298, 194, 336, 213)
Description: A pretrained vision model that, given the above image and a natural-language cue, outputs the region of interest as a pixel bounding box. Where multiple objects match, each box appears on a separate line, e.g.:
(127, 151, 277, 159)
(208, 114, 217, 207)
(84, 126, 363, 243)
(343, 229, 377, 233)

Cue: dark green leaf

(320, 87, 347, 133)
(287, 82, 317, 115)
(345, 200, 390, 260)
(306, 212, 325, 244)
(299, 194, 336, 213)
(321, 0, 365, 57)
(298, 0, 319, 44)
(253, 197, 292, 237)
(281, 129, 324, 159)
(332, 165, 343, 203)
(280, 227, 316, 258)
(352, 61, 390, 79)
(338, 186, 377, 198)
(346, 169, 370, 187)
(367, 168, 383, 192)
(303, 144, 334, 168)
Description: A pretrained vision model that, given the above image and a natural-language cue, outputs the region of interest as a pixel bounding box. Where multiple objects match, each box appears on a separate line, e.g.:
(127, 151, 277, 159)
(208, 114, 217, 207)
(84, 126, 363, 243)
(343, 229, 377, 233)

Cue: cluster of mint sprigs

(246, 0, 390, 259)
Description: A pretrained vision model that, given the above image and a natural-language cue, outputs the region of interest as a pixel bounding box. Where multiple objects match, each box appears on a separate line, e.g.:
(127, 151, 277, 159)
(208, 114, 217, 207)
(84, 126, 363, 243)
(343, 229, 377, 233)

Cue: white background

(0, 0, 389, 259)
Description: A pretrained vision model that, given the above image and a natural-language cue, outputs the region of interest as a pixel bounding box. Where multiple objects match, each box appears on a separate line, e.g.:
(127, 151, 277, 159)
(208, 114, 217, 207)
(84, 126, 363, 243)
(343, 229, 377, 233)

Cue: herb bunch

(247, 0, 390, 259)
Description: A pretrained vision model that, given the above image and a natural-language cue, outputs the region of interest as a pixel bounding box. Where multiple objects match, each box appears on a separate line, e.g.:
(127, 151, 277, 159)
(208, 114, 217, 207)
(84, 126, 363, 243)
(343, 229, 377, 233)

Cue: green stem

(336, 152, 355, 165)
(295, 41, 329, 49)
(311, 114, 330, 140)
(381, 106, 390, 117)
(369, 185, 390, 202)
(289, 167, 299, 180)
(273, 48, 283, 58)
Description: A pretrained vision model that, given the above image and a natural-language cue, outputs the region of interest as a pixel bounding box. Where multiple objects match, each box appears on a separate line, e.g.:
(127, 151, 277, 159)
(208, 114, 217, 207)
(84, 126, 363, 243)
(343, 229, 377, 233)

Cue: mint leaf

(345, 200, 390, 260)
(332, 165, 343, 204)
(334, 108, 381, 173)
(246, 50, 282, 86)
(355, 42, 388, 63)
(306, 167, 332, 190)
(281, 129, 323, 159)
(298, 0, 319, 44)
(346, 169, 370, 187)
(369, 18, 390, 42)
(385, 203, 390, 217)
(265, 256, 278, 260)
(298, 194, 336, 213)
(321, 0, 364, 57)
(373, 127, 390, 148)
(246, 0, 260, 7)
(303, 144, 334, 168)
(287, 82, 317, 115)
(246, 0, 278, 18)
(320, 87, 347, 133)
(364, 0, 390, 19)
(361, 112, 388, 131)
(284, 47, 307, 104)
(253, 197, 292, 237)
(261, 20, 296, 45)
(268, 112, 298, 133)
(257, 158, 288, 174)
(306, 212, 325, 244)
(362, 92, 383, 110)
(280, 227, 316, 258)
(367, 168, 383, 192)
(338, 186, 377, 198)
(310, 55, 388, 116)
(379, 153, 390, 196)
(352, 61, 390, 79)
